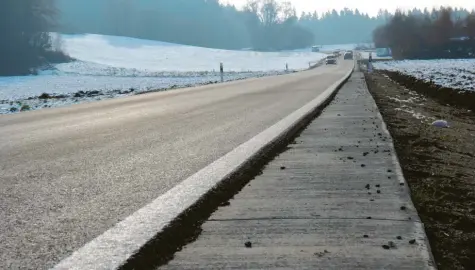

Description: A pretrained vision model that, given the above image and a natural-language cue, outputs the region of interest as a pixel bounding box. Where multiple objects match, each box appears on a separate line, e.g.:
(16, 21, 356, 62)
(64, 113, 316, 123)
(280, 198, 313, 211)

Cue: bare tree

(259, 0, 280, 27)
(280, 1, 297, 22)
(244, 0, 259, 14)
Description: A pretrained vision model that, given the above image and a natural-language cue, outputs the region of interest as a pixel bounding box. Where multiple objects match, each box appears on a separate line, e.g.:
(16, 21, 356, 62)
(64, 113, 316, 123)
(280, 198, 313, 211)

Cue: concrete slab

(164, 219, 429, 270)
(160, 72, 435, 269)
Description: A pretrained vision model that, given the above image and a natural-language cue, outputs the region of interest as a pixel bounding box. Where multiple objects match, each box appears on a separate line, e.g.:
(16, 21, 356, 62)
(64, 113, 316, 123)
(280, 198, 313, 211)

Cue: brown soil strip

(365, 71, 475, 270)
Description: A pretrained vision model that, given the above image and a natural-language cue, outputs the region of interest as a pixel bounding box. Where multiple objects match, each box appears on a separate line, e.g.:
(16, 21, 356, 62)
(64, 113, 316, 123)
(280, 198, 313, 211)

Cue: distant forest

(374, 7, 475, 59)
(57, 0, 388, 50)
(57, 1, 475, 52)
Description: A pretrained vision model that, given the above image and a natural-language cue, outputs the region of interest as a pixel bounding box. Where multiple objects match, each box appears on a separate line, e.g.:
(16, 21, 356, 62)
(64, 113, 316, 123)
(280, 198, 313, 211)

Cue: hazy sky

(221, 0, 475, 17)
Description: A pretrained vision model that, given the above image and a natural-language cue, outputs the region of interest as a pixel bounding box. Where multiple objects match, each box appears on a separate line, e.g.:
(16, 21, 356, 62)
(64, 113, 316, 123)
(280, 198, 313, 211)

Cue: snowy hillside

(57, 34, 323, 73)
(358, 51, 392, 60)
(0, 34, 326, 114)
(374, 59, 475, 91)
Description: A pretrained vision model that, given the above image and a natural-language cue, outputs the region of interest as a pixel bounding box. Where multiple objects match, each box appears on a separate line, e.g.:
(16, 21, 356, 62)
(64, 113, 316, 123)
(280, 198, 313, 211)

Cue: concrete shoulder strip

(362, 77, 437, 267)
(52, 67, 354, 270)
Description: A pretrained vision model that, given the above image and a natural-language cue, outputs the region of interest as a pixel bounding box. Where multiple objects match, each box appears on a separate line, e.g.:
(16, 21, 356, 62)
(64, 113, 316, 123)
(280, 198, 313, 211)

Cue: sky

(221, 0, 475, 17)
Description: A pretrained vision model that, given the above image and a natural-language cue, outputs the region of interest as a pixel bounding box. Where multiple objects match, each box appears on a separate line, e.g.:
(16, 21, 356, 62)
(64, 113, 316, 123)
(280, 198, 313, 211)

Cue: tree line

(3, 0, 475, 76)
(0, 0, 409, 76)
(56, 0, 388, 50)
(0, 0, 70, 76)
(300, 8, 390, 45)
(373, 7, 475, 59)
(57, 0, 314, 51)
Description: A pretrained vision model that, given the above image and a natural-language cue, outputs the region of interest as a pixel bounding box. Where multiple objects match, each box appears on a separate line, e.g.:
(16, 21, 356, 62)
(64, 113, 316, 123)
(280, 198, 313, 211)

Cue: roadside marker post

(368, 52, 373, 73)
(220, 63, 224, 82)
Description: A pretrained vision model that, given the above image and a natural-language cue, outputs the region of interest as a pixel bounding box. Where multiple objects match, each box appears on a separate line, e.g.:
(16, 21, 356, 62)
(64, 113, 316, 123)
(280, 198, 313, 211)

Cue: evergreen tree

(0, 0, 69, 75)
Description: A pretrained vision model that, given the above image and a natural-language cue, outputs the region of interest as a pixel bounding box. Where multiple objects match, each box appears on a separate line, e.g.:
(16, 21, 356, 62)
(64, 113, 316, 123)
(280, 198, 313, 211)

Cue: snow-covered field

(358, 51, 392, 60)
(374, 59, 475, 91)
(0, 34, 326, 114)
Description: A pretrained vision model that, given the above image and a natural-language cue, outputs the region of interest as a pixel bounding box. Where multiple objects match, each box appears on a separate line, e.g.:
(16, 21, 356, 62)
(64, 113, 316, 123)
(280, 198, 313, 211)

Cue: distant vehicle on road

(344, 51, 353, 60)
(326, 55, 337, 65)
(311, 46, 321, 52)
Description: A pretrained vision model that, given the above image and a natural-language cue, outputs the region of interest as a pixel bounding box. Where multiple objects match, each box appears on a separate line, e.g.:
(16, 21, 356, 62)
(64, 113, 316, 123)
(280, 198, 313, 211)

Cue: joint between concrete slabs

(208, 217, 423, 223)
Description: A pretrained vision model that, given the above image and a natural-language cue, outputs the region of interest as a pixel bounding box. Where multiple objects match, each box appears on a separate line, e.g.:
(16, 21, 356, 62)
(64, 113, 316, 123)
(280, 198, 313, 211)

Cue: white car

(326, 56, 337, 65)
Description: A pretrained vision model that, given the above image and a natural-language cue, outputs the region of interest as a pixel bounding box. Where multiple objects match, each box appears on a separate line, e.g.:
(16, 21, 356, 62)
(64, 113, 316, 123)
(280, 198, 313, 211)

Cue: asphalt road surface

(0, 60, 353, 269)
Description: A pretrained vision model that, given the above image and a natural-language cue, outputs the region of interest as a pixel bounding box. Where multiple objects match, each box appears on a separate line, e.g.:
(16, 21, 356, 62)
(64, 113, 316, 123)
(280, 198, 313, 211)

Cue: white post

(220, 62, 224, 82)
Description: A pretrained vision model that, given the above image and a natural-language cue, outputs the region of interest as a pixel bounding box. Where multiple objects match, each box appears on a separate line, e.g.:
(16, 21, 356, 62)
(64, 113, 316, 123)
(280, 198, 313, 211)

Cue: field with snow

(358, 51, 392, 60)
(0, 34, 326, 114)
(373, 59, 475, 91)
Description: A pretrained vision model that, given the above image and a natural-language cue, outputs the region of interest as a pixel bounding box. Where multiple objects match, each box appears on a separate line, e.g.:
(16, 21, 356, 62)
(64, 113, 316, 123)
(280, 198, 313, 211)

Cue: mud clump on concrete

(365, 71, 475, 270)
(219, 201, 230, 207)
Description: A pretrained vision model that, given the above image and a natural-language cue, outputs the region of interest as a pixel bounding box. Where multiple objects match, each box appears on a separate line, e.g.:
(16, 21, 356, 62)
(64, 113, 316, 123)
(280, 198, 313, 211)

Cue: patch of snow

(388, 96, 414, 104)
(381, 74, 395, 83)
(388, 92, 425, 105)
(395, 107, 433, 121)
(358, 51, 393, 60)
(373, 59, 475, 91)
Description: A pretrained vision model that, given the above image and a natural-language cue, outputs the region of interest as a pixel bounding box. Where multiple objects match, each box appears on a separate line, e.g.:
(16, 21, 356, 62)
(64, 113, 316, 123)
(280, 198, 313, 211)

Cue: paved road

(0, 61, 353, 269)
(162, 72, 434, 269)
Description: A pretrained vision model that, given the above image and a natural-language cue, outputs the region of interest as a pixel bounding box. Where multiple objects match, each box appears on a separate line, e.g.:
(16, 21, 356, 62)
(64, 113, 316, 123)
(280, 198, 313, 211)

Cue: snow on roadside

(358, 51, 392, 60)
(0, 33, 326, 114)
(379, 79, 431, 122)
(0, 70, 284, 101)
(373, 59, 475, 91)
(0, 71, 285, 114)
(395, 106, 434, 122)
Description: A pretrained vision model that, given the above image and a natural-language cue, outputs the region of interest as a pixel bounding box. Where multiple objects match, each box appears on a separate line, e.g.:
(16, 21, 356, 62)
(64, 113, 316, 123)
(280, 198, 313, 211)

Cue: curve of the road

(0, 60, 353, 269)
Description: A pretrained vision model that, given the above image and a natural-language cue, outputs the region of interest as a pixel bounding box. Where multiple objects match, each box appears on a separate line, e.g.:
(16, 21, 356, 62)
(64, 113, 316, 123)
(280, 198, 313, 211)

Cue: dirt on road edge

(365, 71, 475, 270)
